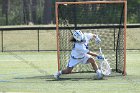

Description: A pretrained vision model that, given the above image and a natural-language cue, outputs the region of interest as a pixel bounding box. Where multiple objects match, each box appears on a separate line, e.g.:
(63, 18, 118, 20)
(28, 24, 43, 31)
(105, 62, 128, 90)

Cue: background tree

(31, 0, 37, 24)
(127, 0, 140, 23)
(2, 0, 9, 25)
(23, 0, 30, 24)
(0, 0, 140, 25)
(43, 0, 52, 24)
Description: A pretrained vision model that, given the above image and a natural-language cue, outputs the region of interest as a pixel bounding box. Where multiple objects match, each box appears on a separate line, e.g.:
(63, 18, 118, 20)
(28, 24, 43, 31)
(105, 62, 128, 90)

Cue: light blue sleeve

(84, 33, 94, 41)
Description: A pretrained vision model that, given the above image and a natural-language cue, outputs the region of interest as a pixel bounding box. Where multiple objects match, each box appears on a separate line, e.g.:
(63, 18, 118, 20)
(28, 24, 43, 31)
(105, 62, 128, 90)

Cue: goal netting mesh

(56, 1, 126, 74)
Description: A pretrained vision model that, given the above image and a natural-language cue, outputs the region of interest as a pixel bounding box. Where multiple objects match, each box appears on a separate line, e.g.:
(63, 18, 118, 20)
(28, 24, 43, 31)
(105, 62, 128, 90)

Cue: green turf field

(0, 51, 140, 93)
(0, 27, 139, 93)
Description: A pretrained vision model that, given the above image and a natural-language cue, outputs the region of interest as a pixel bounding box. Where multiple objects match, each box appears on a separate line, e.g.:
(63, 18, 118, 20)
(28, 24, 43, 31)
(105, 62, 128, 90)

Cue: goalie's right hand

(95, 35, 101, 44)
(95, 35, 101, 45)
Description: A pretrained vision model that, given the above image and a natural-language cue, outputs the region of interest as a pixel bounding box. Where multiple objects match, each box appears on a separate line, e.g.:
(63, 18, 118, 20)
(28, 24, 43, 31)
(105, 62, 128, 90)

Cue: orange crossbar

(56, 1, 126, 5)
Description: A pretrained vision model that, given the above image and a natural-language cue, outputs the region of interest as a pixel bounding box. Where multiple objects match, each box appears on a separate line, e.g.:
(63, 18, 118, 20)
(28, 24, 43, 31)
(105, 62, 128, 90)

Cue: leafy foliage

(0, 0, 139, 26)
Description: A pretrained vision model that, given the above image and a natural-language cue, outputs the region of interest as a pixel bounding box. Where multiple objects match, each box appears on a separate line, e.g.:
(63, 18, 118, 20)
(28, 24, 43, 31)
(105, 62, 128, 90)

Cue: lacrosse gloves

(95, 35, 101, 44)
(96, 55, 104, 61)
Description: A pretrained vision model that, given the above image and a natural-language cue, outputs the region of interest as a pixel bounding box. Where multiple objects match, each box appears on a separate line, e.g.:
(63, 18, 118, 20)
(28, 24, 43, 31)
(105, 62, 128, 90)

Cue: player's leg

(87, 57, 98, 71)
(61, 67, 73, 74)
(87, 57, 103, 79)
(54, 67, 73, 79)
(82, 54, 103, 79)
(54, 57, 79, 79)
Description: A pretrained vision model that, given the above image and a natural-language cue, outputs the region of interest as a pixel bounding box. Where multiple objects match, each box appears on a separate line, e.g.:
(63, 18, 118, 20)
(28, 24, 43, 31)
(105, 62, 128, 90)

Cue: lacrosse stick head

(100, 59, 111, 76)
(98, 42, 111, 76)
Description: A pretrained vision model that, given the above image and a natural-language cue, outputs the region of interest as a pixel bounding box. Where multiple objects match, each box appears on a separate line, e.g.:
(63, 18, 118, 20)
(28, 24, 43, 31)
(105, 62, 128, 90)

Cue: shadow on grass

(14, 74, 107, 81)
(13, 72, 125, 82)
(14, 75, 54, 79)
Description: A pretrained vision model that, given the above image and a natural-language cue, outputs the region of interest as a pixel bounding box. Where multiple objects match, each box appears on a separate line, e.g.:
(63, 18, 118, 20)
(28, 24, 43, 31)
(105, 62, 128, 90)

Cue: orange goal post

(55, 0, 127, 75)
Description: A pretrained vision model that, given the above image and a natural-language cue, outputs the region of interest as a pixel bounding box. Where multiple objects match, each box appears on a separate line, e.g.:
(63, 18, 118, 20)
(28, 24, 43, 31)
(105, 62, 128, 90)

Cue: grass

(127, 28, 140, 49)
(0, 27, 139, 93)
(0, 51, 140, 93)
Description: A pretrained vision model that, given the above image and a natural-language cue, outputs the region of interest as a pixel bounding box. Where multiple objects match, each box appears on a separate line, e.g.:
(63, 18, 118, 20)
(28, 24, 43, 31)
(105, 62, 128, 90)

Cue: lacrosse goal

(55, 1, 127, 75)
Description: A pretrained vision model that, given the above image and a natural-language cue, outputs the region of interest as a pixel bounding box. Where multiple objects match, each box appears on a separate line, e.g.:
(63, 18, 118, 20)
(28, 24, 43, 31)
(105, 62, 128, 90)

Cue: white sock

(59, 70, 62, 75)
(56, 70, 62, 76)
(96, 69, 101, 74)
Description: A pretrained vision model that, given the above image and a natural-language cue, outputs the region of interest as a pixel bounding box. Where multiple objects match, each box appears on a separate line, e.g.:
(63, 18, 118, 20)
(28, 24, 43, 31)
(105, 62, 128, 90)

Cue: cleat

(96, 69, 103, 80)
(53, 72, 61, 80)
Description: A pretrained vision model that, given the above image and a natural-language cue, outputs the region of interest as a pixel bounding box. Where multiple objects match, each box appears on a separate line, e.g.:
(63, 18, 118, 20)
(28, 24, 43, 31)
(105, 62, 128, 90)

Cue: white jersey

(71, 33, 93, 59)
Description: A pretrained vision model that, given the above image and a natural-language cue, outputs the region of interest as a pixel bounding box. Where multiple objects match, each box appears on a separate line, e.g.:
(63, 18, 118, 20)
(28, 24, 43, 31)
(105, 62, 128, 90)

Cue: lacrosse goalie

(54, 30, 104, 80)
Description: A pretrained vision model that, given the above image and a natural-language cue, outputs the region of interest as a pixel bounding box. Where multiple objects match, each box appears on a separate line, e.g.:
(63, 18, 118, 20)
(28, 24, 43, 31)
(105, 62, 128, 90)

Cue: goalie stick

(95, 29, 111, 76)
(98, 44, 111, 76)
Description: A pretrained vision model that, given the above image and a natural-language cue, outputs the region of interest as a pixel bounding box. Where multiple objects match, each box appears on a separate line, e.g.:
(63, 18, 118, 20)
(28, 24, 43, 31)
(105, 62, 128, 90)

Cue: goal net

(56, 1, 127, 75)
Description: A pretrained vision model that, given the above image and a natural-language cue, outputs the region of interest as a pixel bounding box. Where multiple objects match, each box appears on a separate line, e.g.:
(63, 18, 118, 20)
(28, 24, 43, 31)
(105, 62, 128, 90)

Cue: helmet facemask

(72, 30, 86, 42)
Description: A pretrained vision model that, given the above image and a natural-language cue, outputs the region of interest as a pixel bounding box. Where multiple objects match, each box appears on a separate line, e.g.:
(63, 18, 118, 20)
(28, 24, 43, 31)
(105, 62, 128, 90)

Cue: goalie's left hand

(95, 35, 101, 44)
(96, 55, 104, 61)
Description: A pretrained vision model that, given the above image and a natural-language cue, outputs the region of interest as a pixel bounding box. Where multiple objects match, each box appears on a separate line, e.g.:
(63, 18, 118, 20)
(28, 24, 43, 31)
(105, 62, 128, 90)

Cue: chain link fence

(0, 26, 56, 52)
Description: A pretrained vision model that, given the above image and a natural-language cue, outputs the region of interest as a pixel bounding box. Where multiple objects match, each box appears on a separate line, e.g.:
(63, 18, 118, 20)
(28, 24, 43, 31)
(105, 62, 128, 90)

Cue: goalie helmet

(72, 30, 85, 42)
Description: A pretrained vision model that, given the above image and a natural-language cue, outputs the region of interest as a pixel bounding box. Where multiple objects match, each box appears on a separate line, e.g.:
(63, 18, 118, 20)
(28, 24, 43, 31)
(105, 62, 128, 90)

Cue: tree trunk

(43, 0, 52, 24)
(2, 0, 9, 25)
(23, 0, 30, 24)
(31, 0, 37, 24)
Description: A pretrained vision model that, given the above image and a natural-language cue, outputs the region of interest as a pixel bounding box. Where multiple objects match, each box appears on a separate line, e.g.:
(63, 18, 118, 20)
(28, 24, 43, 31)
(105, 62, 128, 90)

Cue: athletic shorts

(67, 54, 92, 68)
